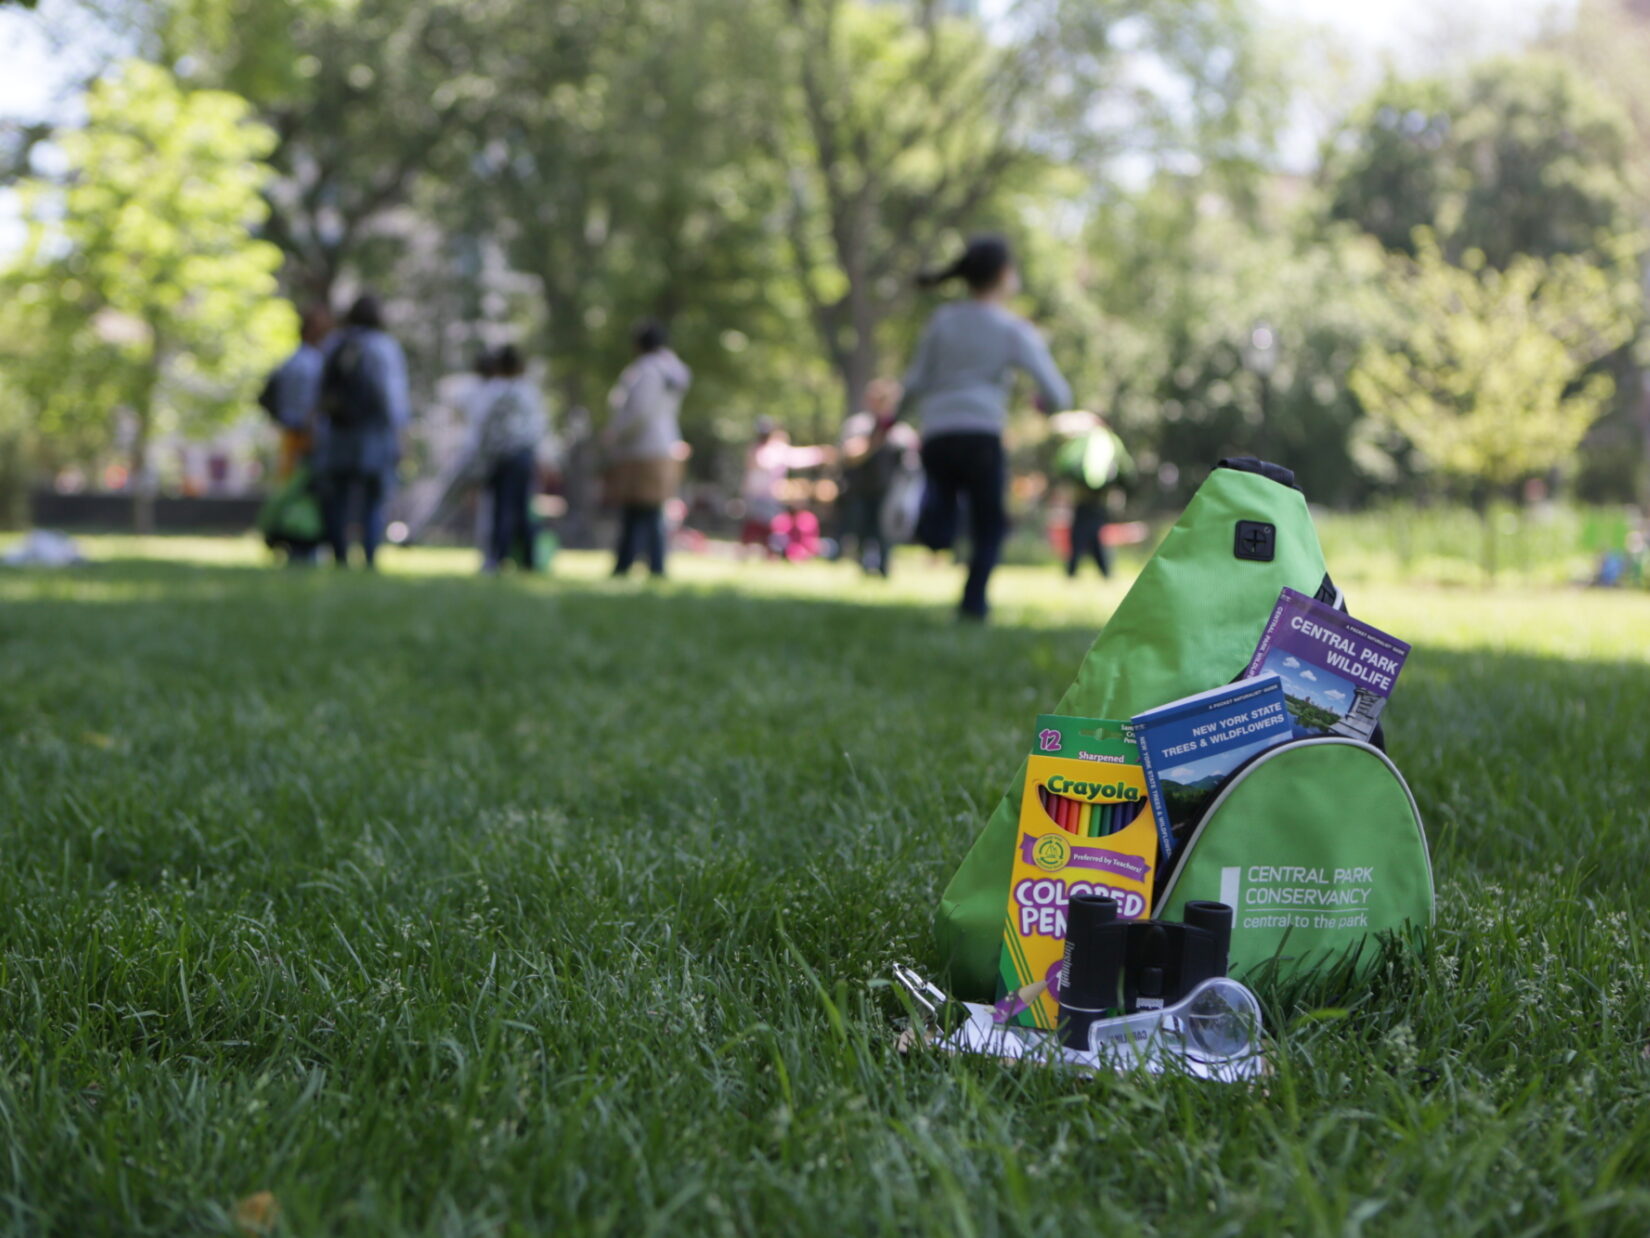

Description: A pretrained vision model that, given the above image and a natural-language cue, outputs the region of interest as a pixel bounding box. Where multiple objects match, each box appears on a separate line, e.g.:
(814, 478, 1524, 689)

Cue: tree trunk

(0, 431, 29, 530)
(840, 318, 880, 422)
(828, 243, 883, 421)
(129, 361, 159, 534)
(835, 353, 876, 424)
(1637, 367, 1650, 514)
(130, 409, 155, 535)
(306, 258, 338, 313)
(1478, 500, 1498, 584)
(127, 347, 165, 534)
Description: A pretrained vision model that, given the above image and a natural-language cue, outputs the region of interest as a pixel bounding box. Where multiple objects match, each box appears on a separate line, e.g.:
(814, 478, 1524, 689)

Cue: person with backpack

(315, 294, 410, 569)
(1051, 410, 1135, 579)
(475, 344, 548, 573)
(900, 234, 1070, 621)
(603, 319, 691, 578)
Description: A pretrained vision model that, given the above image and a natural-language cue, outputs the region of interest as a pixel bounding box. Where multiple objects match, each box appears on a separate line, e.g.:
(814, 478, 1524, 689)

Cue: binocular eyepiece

(1057, 896, 1234, 1049)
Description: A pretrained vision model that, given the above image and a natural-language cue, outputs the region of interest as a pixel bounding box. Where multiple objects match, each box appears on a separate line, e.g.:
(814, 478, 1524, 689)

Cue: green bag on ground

(256, 464, 323, 549)
(934, 460, 1434, 999)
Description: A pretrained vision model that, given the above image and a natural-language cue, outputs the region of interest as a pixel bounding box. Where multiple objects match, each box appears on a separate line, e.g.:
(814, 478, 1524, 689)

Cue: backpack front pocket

(1155, 738, 1434, 982)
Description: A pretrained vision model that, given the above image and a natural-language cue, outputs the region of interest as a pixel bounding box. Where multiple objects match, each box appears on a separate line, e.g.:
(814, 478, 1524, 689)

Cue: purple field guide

(1244, 588, 1411, 742)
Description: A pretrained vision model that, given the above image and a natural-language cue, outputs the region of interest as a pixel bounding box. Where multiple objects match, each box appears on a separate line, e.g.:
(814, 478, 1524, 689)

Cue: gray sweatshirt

(901, 300, 1071, 439)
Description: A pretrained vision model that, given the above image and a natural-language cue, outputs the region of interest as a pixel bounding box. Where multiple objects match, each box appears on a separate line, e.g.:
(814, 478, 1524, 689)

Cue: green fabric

(256, 465, 323, 545)
(935, 466, 1331, 999)
(1157, 740, 1432, 979)
(1054, 428, 1133, 492)
(533, 528, 559, 572)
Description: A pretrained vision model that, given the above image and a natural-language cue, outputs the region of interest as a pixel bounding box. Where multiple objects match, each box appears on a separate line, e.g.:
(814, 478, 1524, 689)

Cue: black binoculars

(1057, 895, 1234, 1049)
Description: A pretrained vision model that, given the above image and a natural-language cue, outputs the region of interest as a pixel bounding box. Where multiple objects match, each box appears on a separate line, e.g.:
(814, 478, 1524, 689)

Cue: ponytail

(916, 234, 1013, 294)
(916, 257, 966, 290)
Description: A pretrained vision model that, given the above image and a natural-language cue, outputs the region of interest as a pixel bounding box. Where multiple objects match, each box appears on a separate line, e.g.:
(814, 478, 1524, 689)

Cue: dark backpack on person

(319, 331, 386, 429)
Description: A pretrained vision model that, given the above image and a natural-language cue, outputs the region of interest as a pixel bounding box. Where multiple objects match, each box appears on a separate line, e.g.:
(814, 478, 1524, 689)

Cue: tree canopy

(3, 0, 1650, 514)
(1321, 55, 1641, 268)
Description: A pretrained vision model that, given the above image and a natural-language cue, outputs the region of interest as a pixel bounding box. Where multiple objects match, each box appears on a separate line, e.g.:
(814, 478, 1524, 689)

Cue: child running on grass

(1051, 410, 1135, 579)
(899, 234, 1070, 621)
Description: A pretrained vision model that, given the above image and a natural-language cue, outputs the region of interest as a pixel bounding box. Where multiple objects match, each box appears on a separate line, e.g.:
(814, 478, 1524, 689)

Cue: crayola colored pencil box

(993, 716, 1158, 1030)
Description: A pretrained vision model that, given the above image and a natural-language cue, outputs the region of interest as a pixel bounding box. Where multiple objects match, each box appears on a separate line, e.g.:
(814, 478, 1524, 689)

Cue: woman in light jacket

(605, 319, 691, 577)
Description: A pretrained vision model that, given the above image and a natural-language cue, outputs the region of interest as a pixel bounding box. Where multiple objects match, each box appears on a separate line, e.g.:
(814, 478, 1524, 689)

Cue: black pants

(916, 433, 1006, 618)
(322, 468, 386, 568)
(486, 450, 535, 570)
(842, 488, 890, 576)
(614, 504, 666, 576)
(1068, 499, 1111, 578)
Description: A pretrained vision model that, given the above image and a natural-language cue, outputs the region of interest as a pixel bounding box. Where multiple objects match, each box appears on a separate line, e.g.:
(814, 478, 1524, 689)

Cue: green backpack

(935, 460, 1434, 1000)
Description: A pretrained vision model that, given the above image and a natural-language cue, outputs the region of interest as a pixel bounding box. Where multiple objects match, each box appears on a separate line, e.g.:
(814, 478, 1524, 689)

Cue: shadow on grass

(4, 556, 1646, 897)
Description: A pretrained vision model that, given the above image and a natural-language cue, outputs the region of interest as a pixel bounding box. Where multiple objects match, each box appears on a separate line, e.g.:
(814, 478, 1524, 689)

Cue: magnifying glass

(1086, 977, 1264, 1066)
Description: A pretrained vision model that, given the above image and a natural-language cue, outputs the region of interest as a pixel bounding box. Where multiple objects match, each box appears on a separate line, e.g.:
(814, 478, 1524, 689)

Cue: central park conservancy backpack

(935, 459, 1435, 1001)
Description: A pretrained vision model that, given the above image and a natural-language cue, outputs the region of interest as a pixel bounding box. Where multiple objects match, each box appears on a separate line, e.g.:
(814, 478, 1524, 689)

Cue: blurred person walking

(316, 294, 410, 569)
(254, 303, 334, 563)
(1051, 410, 1134, 579)
(838, 378, 917, 576)
(605, 319, 691, 578)
(259, 303, 333, 479)
(900, 234, 1070, 620)
(476, 345, 549, 573)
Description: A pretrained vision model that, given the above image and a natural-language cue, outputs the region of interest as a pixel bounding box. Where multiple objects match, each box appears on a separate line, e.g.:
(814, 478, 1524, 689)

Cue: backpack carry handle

(1215, 457, 1298, 492)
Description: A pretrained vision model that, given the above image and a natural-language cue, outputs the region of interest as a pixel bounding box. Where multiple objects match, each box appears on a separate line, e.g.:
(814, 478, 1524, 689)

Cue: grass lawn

(2, 537, 1649, 1236)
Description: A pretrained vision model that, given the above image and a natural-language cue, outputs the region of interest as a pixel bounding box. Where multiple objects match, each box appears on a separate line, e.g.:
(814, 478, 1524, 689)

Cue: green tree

(455, 0, 807, 428)
(1028, 178, 1393, 507)
(1321, 56, 1640, 268)
(1349, 232, 1637, 574)
(161, 0, 483, 304)
(778, 0, 1025, 414)
(1, 60, 291, 530)
(1324, 55, 1647, 504)
(13, 0, 1292, 474)
(779, 0, 1280, 415)
(1555, 1, 1650, 505)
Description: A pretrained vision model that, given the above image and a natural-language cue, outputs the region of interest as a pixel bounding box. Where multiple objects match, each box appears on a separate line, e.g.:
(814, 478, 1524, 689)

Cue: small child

(1051, 410, 1134, 578)
(477, 345, 549, 572)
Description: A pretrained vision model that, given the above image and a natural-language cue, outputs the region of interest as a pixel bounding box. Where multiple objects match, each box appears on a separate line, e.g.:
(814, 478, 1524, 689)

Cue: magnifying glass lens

(1178, 978, 1263, 1060)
